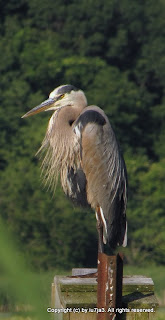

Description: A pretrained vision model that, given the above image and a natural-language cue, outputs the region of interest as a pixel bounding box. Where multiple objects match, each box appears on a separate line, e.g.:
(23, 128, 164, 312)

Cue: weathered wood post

(51, 270, 158, 320)
(97, 253, 123, 320)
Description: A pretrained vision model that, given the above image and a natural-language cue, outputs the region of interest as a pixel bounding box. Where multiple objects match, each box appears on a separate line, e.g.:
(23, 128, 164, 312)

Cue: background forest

(0, 0, 165, 273)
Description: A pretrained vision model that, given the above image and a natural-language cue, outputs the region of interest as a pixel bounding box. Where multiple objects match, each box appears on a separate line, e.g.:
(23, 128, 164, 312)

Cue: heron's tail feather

(122, 221, 127, 247)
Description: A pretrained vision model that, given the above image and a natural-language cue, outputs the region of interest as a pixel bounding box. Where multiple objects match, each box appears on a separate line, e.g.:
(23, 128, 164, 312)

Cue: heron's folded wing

(74, 106, 127, 248)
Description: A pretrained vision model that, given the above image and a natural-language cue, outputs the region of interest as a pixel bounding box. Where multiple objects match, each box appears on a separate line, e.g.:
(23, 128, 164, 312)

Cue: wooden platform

(50, 268, 158, 320)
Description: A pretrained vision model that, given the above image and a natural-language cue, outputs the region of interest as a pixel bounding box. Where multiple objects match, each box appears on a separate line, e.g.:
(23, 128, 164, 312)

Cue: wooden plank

(52, 270, 159, 320)
(120, 312, 135, 320)
(59, 277, 97, 293)
(135, 312, 148, 320)
(70, 313, 96, 320)
(57, 275, 154, 294)
(72, 268, 97, 276)
(123, 276, 154, 294)
(61, 292, 97, 308)
(123, 294, 158, 308)
(51, 283, 55, 308)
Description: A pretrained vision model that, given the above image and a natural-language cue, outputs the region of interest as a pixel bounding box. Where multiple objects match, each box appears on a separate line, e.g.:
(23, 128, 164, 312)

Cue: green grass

(0, 269, 68, 312)
(156, 309, 165, 320)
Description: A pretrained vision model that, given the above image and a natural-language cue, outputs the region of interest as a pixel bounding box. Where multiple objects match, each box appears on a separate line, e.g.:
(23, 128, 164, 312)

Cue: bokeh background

(0, 0, 165, 319)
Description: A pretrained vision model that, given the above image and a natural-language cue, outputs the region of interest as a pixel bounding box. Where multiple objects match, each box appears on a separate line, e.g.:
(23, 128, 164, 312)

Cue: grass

(156, 309, 165, 320)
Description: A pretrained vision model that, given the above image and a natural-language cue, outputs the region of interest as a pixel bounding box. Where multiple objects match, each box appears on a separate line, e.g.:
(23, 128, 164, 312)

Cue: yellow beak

(21, 97, 57, 118)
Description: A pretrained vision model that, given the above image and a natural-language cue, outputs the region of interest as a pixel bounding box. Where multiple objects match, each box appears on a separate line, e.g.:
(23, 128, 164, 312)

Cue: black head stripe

(57, 85, 78, 95)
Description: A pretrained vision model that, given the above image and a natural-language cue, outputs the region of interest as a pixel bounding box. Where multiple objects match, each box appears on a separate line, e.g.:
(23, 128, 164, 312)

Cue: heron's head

(22, 85, 87, 118)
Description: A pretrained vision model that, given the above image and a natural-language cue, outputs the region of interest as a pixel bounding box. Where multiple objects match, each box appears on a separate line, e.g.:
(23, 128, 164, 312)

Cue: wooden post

(97, 253, 123, 320)
(52, 272, 158, 320)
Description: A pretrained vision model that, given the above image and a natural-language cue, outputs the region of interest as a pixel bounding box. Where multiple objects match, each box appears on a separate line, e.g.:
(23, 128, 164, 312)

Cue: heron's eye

(60, 94, 65, 99)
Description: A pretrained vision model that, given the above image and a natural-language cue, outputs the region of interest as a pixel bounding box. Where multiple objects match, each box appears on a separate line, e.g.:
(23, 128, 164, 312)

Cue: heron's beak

(21, 97, 59, 118)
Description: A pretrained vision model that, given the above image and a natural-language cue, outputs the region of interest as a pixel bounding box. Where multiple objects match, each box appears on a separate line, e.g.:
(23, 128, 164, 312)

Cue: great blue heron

(22, 84, 127, 253)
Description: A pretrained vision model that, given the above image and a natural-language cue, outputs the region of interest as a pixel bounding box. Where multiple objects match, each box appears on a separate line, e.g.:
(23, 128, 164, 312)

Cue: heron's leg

(96, 207, 104, 253)
(97, 221, 104, 253)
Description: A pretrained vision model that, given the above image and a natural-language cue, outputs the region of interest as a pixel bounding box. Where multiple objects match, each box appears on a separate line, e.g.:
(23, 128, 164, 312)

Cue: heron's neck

(59, 105, 83, 127)
(72, 90, 87, 109)
(47, 91, 87, 139)
(59, 91, 87, 126)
